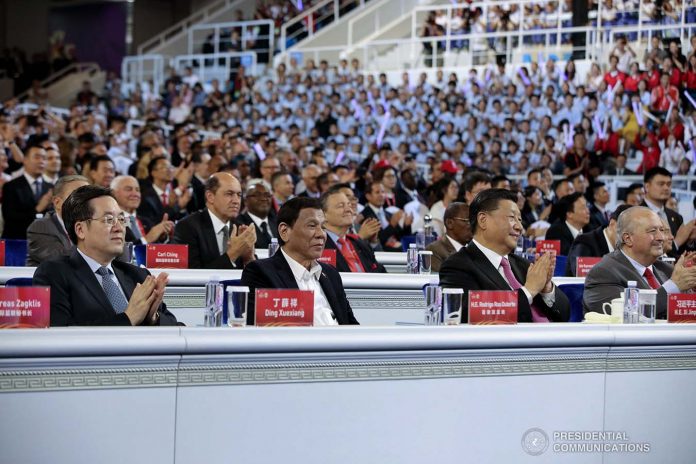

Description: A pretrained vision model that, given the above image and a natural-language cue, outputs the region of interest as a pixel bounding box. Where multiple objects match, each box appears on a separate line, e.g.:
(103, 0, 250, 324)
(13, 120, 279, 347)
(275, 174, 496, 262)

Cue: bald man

(583, 206, 696, 319)
(173, 173, 256, 268)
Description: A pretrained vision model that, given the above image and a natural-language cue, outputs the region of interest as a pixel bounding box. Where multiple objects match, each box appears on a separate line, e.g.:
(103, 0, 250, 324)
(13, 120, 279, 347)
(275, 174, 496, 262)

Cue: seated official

(27, 175, 89, 266)
(320, 187, 386, 273)
(566, 204, 633, 276)
(33, 185, 179, 326)
(545, 192, 590, 256)
(439, 189, 570, 323)
(236, 179, 277, 250)
(426, 202, 472, 272)
(173, 172, 256, 268)
(583, 207, 696, 319)
(360, 181, 412, 251)
(111, 175, 174, 244)
(241, 197, 359, 326)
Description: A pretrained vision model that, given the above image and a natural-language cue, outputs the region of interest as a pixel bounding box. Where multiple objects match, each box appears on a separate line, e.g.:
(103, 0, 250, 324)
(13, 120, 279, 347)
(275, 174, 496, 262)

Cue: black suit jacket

(439, 242, 570, 323)
(1, 176, 53, 239)
(545, 220, 582, 256)
(588, 203, 609, 231)
(172, 209, 243, 269)
(32, 249, 179, 326)
(606, 167, 637, 175)
(241, 251, 359, 325)
(323, 234, 387, 273)
(360, 204, 412, 251)
(136, 180, 184, 227)
(565, 226, 612, 276)
(394, 185, 425, 210)
(236, 212, 277, 250)
(639, 200, 683, 238)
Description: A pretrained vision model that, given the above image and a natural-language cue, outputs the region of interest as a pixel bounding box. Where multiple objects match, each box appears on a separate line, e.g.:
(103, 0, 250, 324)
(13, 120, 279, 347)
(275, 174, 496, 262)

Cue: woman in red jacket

(684, 54, 696, 103)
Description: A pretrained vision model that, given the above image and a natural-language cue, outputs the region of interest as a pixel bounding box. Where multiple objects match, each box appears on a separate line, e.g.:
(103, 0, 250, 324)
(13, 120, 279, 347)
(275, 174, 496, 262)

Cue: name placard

(536, 240, 561, 256)
(255, 289, 314, 326)
(668, 294, 696, 323)
(318, 249, 337, 267)
(146, 244, 188, 268)
(0, 287, 50, 328)
(576, 257, 601, 277)
(0, 240, 4, 266)
(468, 290, 518, 325)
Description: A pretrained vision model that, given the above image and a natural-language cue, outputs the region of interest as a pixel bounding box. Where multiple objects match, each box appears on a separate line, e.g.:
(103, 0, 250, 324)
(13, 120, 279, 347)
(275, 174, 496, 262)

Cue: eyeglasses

(246, 193, 272, 199)
(87, 214, 128, 227)
(451, 217, 470, 223)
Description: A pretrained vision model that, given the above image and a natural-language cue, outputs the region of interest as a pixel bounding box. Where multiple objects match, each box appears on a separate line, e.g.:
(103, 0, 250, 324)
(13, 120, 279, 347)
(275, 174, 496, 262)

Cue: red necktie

(500, 257, 549, 322)
(161, 192, 168, 206)
(643, 268, 661, 289)
(337, 237, 365, 273)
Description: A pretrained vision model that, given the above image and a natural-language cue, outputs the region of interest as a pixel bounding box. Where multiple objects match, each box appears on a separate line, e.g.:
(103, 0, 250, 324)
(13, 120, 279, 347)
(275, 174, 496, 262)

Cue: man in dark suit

(566, 204, 633, 276)
(361, 181, 413, 251)
(640, 167, 688, 257)
(172, 172, 256, 269)
(545, 192, 590, 256)
(320, 187, 385, 273)
(427, 202, 472, 272)
(395, 168, 426, 209)
(32, 185, 179, 326)
(2, 145, 54, 239)
(439, 188, 570, 323)
(137, 156, 191, 226)
(241, 197, 359, 325)
(587, 181, 611, 231)
(27, 175, 89, 266)
(236, 180, 277, 250)
(606, 153, 636, 176)
(584, 206, 696, 319)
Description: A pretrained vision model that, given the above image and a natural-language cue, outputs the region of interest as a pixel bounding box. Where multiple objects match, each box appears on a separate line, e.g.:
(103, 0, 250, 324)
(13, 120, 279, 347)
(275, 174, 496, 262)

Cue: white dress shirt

(446, 235, 465, 253)
(471, 239, 555, 306)
(621, 250, 679, 294)
(77, 248, 128, 301)
(247, 212, 273, 238)
(565, 221, 582, 239)
(281, 249, 338, 326)
(603, 228, 615, 254)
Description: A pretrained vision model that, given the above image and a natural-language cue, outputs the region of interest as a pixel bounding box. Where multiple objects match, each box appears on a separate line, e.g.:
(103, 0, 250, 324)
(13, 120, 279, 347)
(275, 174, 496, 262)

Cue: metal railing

(187, 19, 275, 58)
(14, 102, 70, 117)
(15, 62, 101, 102)
(172, 51, 258, 82)
(121, 55, 166, 97)
(137, 0, 245, 55)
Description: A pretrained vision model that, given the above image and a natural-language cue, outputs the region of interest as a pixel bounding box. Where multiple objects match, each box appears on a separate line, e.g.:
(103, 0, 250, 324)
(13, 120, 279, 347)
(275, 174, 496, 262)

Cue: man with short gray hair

(583, 206, 696, 319)
(27, 175, 89, 266)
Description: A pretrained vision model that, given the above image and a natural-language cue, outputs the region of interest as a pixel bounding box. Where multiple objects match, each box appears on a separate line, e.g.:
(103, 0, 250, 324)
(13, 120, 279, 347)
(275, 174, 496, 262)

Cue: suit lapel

(69, 251, 114, 313)
(467, 243, 513, 290)
(318, 269, 342, 320)
(613, 251, 650, 288)
(200, 211, 223, 256)
(49, 213, 71, 247)
(272, 252, 300, 289)
(112, 263, 136, 300)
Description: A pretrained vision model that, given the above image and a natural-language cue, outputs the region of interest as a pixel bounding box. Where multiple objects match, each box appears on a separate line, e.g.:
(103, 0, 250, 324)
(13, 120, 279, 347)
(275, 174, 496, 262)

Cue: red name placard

(668, 294, 696, 323)
(0, 287, 50, 328)
(317, 249, 337, 267)
(468, 290, 518, 325)
(255, 289, 314, 327)
(576, 257, 601, 277)
(536, 240, 561, 256)
(0, 240, 4, 266)
(146, 244, 189, 268)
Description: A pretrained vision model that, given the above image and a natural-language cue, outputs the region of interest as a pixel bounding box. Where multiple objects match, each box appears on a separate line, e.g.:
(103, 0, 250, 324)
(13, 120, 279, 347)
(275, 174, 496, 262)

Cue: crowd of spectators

(3, 30, 696, 269)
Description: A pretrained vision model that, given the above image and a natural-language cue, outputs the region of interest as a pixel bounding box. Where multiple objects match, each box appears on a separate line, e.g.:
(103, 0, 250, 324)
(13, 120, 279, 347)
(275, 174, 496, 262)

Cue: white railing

(137, 0, 245, 55)
(172, 51, 258, 82)
(187, 19, 275, 57)
(121, 55, 166, 97)
(280, 0, 369, 54)
(14, 102, 70, 117)
(347, 0, 419, 48)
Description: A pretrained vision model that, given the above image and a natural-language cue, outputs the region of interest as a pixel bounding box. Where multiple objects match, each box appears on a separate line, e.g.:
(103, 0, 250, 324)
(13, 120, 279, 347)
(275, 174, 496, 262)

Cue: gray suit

(426, 236, 457, 272)
(26, 212, 74, 266)
(583, 249, 674, 319)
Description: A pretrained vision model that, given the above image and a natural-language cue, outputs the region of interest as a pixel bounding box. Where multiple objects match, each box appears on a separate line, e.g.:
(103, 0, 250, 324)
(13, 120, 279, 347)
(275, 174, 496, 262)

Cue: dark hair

(463, 171, 491, 193)
(89, 154, 113, 172)
(270, 171, 291, 187)
(147, 156, 167, 178)
(432, 177, 456, 202)
(527, 167, 543, 179)
(644, 166, 672, 183)
(567, 172, 584, 184)
(443, 201, 468, 223)
(468, 188, 518, 234)
(491, 175, 510, 188)
(556, 192, 585, 220)
(277, 197, 321, 244)
(62, 185, 114, 245)
(523, 185, 542, 198)
(611, 203, 634, 222)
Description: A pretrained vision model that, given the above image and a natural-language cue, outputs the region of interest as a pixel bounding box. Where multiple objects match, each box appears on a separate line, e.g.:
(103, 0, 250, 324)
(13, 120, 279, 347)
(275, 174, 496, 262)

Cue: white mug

(602, 297, 624, 323)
